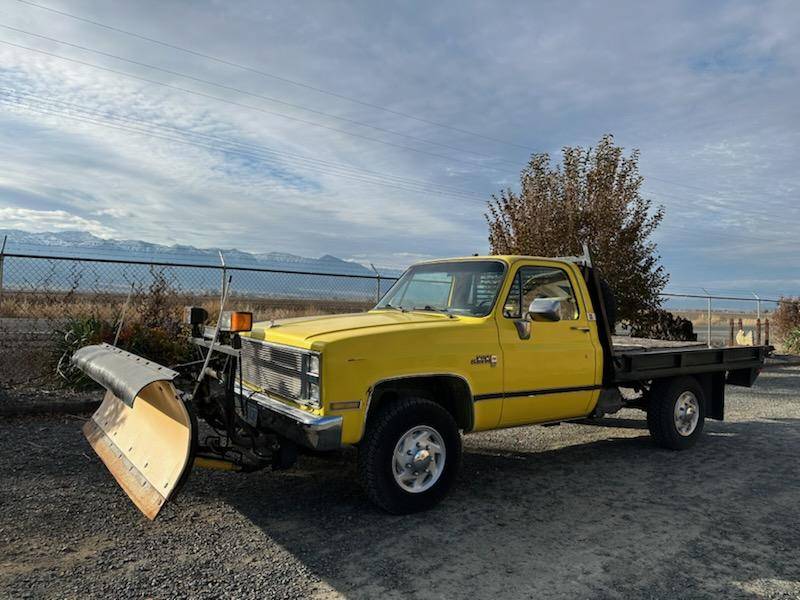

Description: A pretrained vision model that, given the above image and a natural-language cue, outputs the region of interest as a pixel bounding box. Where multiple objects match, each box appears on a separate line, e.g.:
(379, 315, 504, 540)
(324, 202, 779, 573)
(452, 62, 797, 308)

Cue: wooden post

(765, 319, 770, 346)
(729, 318, 735, 346)
(756, 318, 762, 346)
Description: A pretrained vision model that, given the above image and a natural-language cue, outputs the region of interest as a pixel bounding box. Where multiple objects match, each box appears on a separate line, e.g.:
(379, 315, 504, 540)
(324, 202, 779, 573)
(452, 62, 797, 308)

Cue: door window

(503, 266, 580, 321)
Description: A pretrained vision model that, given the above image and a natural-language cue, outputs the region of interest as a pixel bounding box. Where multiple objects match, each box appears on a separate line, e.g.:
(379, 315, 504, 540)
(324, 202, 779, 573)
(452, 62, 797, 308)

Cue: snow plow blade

(72, 344, 194, 520)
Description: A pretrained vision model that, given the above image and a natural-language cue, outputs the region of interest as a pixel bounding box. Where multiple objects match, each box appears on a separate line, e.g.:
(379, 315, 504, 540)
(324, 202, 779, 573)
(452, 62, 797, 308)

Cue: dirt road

(1, 366, 799, 599)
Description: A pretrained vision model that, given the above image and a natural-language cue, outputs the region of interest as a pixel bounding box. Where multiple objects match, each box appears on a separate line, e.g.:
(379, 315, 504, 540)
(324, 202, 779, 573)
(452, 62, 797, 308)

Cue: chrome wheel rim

(674, 391, 700, 436)
(392, 425, 446, 493)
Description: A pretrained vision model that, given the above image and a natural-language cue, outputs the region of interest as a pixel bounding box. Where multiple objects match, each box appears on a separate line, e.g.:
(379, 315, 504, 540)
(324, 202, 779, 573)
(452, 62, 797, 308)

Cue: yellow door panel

(497, 262, 599, 426)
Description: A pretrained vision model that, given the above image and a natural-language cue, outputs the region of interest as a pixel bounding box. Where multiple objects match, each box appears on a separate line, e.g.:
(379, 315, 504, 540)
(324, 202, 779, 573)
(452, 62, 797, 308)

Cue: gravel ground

(1, 367, 799, 599)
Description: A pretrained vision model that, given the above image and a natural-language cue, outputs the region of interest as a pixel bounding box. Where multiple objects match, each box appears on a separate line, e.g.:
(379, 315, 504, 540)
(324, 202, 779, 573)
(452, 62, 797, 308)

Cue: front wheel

(647, 376, 706, 450)
(358, 396, 461, 514)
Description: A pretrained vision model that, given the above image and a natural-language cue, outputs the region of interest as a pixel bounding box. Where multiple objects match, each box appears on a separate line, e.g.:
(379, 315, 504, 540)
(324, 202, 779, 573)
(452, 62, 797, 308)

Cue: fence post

(0, 235, 6, 311)
(729, 318, 735, 346)
(369, 263, 381, 303)
(738, 318, 743, 332)
(765, 318, 770, 346)
(702, 288, 712, 347)
(752, 292, 761, 320)
(218, 250, 227, 304)
(756, 318, 762, 346)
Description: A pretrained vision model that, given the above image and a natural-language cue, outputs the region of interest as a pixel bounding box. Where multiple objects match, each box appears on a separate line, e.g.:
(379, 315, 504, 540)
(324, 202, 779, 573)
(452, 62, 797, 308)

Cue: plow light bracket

(219, 311, 253, 333)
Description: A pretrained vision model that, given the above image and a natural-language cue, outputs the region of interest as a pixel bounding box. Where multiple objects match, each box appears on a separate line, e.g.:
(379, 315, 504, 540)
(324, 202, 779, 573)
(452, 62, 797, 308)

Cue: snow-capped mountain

(0, 229, 384, 276)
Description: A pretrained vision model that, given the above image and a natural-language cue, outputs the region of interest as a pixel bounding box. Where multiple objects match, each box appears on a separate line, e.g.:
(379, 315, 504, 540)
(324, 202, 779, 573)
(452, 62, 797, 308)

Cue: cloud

(0, 208, 115, 237)
(0, 0, 798, 297)
(93, 207, 131, 218)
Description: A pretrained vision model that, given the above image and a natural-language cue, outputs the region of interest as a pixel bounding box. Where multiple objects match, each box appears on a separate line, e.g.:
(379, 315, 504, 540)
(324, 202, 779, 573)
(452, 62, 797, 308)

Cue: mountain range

(0, 229, 393, 276)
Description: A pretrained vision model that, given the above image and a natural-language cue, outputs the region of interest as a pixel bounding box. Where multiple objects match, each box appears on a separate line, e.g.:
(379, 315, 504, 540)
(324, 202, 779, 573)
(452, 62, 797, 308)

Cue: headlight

(308, 381, 320, 404)
(302, 353, 321, 407)
(307, 353, 320, 376)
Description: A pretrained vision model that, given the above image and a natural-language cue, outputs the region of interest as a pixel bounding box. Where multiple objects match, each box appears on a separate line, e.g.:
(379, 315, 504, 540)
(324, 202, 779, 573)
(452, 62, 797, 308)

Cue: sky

(0, 0, 798, 298)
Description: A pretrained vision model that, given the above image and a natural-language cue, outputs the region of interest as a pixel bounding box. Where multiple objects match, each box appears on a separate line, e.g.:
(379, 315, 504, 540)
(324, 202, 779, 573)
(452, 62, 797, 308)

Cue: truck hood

(246, 310, 459, 347)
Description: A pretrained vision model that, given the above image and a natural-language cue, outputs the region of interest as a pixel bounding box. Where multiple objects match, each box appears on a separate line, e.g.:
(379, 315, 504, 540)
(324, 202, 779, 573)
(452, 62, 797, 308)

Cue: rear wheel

(358, 396, 461, 514)
(647, 376, 705, 450)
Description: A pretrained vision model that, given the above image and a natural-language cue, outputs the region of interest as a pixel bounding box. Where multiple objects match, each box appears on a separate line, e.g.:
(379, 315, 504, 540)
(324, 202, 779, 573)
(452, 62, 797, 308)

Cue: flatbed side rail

(613, 345, 769, 383)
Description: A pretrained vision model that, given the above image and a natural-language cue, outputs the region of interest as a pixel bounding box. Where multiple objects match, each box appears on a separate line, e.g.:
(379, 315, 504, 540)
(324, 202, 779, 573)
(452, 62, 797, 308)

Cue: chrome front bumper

(234, 383, 342, 451)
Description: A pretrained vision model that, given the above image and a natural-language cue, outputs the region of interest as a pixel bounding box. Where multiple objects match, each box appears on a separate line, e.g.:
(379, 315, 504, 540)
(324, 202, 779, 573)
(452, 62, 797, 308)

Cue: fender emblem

(471, 354, 498, 367)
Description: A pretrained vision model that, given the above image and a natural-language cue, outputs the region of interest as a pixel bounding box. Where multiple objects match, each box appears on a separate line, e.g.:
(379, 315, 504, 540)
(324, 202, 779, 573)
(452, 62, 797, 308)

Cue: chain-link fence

(1, 251, 795, 387)
(0, 252, 398, 386)
(658, 292, 788, 348)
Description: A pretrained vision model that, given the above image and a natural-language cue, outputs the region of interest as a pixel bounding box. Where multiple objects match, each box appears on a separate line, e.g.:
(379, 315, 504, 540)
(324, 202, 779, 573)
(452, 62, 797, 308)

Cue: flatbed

(611, 336, 768, 383)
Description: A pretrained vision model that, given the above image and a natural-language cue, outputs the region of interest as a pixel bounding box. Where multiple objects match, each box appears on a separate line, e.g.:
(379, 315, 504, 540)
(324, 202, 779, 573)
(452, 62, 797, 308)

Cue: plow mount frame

(72, 330, 289, 520)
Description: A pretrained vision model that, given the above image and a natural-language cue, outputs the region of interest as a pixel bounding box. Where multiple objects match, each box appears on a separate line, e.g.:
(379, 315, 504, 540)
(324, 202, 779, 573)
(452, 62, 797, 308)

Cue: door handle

(571, 326, 591, 332)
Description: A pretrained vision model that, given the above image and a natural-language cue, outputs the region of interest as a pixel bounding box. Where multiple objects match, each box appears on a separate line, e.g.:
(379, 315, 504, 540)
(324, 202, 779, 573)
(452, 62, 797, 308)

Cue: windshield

(375, 260, 506, 317)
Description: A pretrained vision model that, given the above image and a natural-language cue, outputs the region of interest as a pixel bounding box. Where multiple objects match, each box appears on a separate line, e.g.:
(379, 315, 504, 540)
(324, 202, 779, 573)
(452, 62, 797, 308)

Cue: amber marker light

(219, 311, 253, 332)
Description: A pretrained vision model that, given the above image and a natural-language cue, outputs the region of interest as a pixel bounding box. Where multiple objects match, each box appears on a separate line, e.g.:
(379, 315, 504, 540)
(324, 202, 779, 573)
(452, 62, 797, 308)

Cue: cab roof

(414, 254, 589, 268)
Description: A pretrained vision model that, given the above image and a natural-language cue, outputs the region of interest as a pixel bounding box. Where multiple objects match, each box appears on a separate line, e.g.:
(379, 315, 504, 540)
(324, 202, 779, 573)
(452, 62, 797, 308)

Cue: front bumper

(234, 383, 342, 451)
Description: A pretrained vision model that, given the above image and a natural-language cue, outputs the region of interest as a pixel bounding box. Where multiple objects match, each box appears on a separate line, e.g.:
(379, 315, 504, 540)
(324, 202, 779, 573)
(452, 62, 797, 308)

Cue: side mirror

(528, 298, 561, 322)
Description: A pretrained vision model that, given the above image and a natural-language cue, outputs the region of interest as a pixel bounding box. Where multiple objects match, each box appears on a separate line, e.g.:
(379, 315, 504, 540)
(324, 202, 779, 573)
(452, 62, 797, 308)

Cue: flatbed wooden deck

(611, 336, 705, 352)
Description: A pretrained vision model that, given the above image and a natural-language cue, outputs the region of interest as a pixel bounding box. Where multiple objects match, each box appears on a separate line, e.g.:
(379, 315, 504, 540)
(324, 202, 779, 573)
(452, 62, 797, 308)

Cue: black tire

(647, 376, 705, 450)
(358, 396, 462, 514)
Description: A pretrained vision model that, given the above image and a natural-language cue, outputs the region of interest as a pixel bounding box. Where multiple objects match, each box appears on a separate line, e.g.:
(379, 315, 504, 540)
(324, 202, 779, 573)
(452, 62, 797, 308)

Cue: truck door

(496, 263, 599, 426)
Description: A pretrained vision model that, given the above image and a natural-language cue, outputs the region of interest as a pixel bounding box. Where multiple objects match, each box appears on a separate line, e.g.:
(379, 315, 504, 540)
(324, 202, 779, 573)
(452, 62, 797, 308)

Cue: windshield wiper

(411, 305, 455, 318)
(378, 303, 406, 312)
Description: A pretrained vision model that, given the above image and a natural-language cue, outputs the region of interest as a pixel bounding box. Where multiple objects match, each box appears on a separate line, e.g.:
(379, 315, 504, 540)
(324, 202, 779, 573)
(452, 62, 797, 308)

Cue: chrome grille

(240, 338, 305, 401)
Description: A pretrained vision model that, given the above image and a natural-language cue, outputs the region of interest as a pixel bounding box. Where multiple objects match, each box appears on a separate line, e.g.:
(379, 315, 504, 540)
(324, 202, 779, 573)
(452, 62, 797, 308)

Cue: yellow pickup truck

(73, 254, 770, 519)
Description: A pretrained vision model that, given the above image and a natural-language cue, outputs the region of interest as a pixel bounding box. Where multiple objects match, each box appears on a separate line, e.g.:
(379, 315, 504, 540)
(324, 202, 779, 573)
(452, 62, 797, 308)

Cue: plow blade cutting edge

(72, 343, 194, 519)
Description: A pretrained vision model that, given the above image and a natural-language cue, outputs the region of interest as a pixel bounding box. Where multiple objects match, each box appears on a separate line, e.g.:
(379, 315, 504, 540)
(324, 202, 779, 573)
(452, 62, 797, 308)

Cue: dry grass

(1, 291, 126, 320)
(197, 295, 373, 322)
(0, 290, 372, 387)
(674, 310, 766, 328)
(0, 290, 372, 322)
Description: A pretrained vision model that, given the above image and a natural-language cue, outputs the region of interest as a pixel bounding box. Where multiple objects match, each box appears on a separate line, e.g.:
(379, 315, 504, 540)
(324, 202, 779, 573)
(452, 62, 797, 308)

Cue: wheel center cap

(412, 448, 431, 469)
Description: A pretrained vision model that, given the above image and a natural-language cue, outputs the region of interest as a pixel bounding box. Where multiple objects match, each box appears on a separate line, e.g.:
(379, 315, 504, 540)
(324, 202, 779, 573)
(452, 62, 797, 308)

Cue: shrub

(53, 316, 193, 389)
(53, 316, 116, 388)
(772, 297, 800, 342)
(628, 309, 697, 342)
(783, 327, 800, 355)
(52, 267, 193, 389)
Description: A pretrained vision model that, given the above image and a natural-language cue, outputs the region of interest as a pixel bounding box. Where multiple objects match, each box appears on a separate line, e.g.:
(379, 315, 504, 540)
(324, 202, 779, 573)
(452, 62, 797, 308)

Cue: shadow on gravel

(215, 417, 800, 599)
(3, 404, 798, 598)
